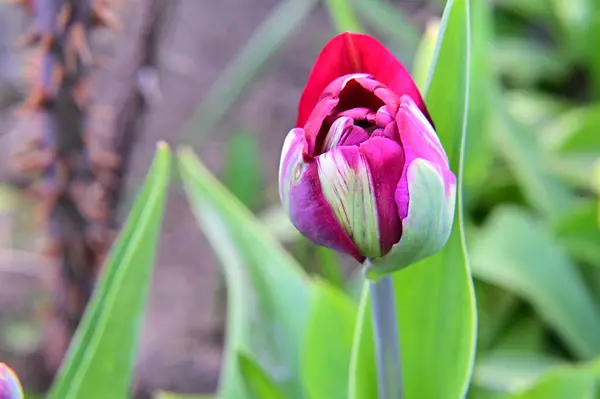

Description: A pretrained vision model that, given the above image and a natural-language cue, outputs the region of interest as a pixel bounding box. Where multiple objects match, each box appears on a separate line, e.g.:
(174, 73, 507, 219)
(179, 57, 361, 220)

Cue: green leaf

(154, 393, 215, 399)
(504, 90, 572, 133)
(543, 103, 600, 154)
(490, 93, 574, 221)
(462, 0, 493, 196)
(324, 0, 362, 33)
(548, 155, 599, 191)
(493, 310, 545, 354)
(471, 206, 600, 360)
(238, 351, 287, 399)
(48, 143, 172, 399)
(500, 363, 598, 399)
(547, 0, 592, 61)
(224, 130, 262, 210)
(473, 351, 565, 394)
(177, 148, 313, 399)
(586, 6, 600, 97)
(352, 0, 420, 64)
(348, 284, 377, 398)
(495, 0, 553, 20)
(475, 281, 519, 351)
(302, 279, 357, 399)
(314, 246, 345, 289)
(183, 0, 318, 146)
(553, 202, 600, 267)
(349, 0, 477, 397)
(493, 38, 568, 86)
(412, 18, 441, 96)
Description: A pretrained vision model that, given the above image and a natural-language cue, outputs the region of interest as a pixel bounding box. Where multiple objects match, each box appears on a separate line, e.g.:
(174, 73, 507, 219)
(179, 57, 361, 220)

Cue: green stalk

(368, 270, 403, 399)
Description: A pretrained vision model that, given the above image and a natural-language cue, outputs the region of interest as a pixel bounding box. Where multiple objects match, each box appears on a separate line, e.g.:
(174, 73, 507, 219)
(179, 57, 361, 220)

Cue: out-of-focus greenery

(10, 0, 600, 397)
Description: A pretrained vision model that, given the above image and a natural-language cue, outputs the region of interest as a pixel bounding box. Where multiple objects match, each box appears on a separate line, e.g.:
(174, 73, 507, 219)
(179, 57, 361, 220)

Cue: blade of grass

(183, 0, 318, 145)
(47, 143, 171, 399)
(351, 0, 420, 62)
(324, 0, 363, 32)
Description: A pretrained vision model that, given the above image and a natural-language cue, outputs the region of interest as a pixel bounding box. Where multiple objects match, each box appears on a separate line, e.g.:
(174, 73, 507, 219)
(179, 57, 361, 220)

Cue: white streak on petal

(322, 116, 353, 152)
(317, 148, 381, 258)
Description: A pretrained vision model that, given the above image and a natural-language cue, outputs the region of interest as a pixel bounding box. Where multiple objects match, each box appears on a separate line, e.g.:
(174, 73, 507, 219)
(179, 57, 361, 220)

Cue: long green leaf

(324, 0, 362, 32)
(349, 0, 477, 397)
(178, 148, 313, 399)
(412, 18, 440, 92)
(184, 0, 318, 146)
(154, 393, 215, 399)
(490, 92, 574, 221)
(238, 352, 287, 399)
(301, 279, 358, 399)
(553, 202, 600, 267)
(472, 351, 564, 395)
(351, 0, 420, 64)
(501, 362, 598, 399)
(223, 130, 262, 210)
(471, 206, 600, 360)
(48, 143, 172, 399)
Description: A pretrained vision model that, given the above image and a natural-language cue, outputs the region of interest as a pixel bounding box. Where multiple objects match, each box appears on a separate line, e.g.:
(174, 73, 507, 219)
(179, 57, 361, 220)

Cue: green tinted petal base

(318, 148, 381, 258)
(366, 158, 456, 279)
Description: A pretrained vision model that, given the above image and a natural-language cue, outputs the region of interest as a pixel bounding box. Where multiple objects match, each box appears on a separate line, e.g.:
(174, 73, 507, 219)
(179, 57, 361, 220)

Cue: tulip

(0, 363, 23, 399)
(279, 32, 456, 276)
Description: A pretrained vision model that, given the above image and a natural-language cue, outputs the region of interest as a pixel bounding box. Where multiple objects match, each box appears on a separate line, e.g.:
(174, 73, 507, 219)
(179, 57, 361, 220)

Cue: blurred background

(0, 0, 598, 397)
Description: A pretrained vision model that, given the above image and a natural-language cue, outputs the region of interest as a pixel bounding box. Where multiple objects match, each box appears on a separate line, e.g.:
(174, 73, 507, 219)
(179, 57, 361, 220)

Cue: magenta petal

(297, 33, 431, 127)
(395, 95, 452, 219)
(279, 128, 309, 212)
(396, 95, 448, 167)
(304, 96, 339, 155)
(337, 107, 372, 121)
(372, 121, 400, 143)
(340, 125, 369, 146)
(288, 160, 364, 262)
(359, 136, 404, 255)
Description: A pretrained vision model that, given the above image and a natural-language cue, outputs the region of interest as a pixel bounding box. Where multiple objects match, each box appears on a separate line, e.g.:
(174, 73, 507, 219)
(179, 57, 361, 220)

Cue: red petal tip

(297, 33, 431, 128)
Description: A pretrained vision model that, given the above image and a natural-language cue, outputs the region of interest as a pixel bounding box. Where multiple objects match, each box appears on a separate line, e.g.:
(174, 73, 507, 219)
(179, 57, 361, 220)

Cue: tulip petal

(367, 158, 456, 277)
(359, 136, 404, 255)
(395, 94, 452, 219)
(317, 146, 380, 259)
(297, 32, 431, 127)
(304, 96, 339, 155)
(278, 127, 308, 213)
(280, 128, 363, 260)
(0, 363, 23, 399)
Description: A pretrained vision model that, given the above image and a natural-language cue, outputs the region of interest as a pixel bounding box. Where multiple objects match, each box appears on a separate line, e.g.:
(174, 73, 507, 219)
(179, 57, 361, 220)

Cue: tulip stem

(369, 273, 403, 399)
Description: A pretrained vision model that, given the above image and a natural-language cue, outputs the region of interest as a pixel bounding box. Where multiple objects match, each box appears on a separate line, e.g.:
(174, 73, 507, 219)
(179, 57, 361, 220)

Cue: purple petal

(319, 116, 368, 151)
(288, 159, 364, 262)
(0, 363, 23, 399)
(359, 136, 405, 255)
(304, 97, 339, 155)
(341, 125, 370, 147)
(278, 128, 309, 213)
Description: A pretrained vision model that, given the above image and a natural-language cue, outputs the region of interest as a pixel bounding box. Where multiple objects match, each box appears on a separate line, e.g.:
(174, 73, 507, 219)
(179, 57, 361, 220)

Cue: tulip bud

(0, 363, 23, 399)
(279, 32, 456, 276)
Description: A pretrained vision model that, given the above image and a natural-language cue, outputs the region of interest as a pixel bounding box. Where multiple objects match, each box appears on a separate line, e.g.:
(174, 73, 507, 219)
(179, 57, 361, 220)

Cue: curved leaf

(471, 206, 600, 360)
(48, 143, 172, 399)
(302, 280, 357, 399)
(178, 148, 313, 399)
(238, 352, 287, 399)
